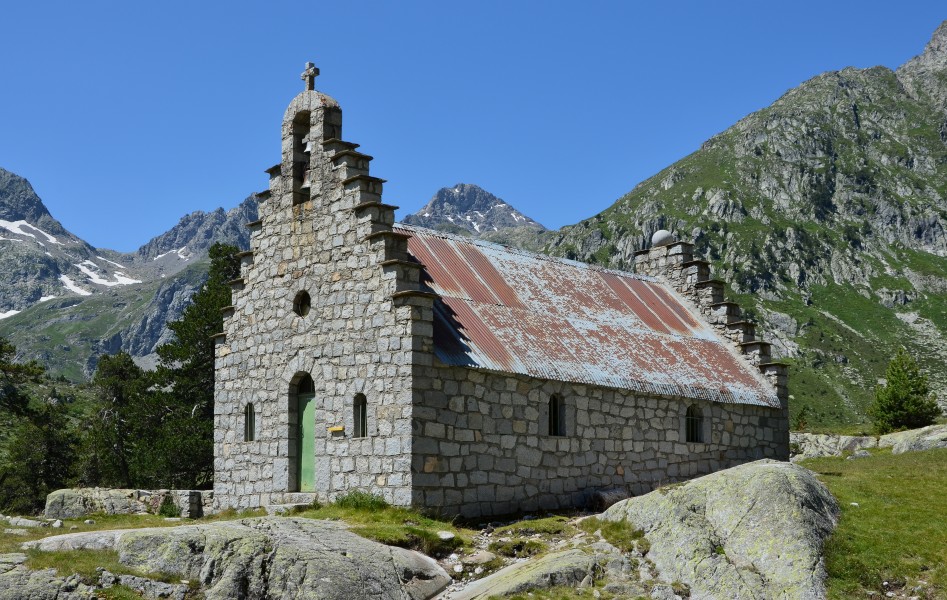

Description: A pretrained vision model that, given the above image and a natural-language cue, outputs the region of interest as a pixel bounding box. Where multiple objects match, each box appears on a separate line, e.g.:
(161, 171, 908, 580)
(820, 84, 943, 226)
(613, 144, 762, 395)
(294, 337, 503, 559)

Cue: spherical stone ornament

(651, 229, 676, 247)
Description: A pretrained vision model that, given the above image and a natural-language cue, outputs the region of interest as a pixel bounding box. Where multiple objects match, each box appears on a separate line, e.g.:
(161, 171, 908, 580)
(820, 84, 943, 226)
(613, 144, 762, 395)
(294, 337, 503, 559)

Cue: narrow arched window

(353, 394, 367, 438)
(244, 403, 256, 442)
(548, 394, 565, 436)
(686, 404, 704, 443)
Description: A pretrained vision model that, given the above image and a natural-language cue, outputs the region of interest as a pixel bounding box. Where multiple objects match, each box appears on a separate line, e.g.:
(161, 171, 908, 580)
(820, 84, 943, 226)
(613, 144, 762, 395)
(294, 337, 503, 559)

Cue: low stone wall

(45, 488, 214, 520)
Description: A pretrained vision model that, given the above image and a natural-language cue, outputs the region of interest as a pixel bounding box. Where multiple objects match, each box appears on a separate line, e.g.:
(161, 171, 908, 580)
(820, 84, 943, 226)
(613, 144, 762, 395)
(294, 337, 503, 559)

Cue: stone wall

(213, 88, 426, 510)
(44, 488, 213, 519)
(410, 364, 788, 519)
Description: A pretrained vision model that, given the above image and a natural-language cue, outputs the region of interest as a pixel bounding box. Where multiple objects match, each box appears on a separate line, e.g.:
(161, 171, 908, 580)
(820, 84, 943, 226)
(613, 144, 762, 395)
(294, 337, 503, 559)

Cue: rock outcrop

(0, 553, 96, 600)
(601, 460, 839, 600)
(791, 424, 947, 460)
(23, 516, 450, 600)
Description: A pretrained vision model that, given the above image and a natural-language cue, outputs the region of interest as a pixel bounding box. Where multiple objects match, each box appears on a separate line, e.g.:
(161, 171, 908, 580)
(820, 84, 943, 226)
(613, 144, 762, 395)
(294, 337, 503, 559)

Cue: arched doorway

(294, 374, 316, 492)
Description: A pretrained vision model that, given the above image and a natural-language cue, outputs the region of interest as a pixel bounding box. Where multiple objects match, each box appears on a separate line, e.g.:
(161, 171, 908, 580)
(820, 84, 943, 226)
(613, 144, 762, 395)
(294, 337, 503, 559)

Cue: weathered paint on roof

(396, 224, 780, 408)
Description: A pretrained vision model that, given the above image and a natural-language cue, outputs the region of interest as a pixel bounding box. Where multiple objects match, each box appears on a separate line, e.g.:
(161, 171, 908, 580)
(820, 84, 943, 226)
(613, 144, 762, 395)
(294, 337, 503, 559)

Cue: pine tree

(83, 352, 152, 488)
(0, 337, 43, 415)
(869, 347, 941, 434)
(153, 242, 240, 487)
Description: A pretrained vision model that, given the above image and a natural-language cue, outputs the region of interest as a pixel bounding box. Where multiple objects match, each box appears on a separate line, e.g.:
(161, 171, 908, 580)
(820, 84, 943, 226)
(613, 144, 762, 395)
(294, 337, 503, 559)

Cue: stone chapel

(212, 64, 790, 518)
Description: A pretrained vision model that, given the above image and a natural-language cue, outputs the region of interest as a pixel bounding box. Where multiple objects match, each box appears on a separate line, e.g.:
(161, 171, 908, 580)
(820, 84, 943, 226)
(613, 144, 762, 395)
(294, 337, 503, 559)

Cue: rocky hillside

(402, 183, 545, 238)
(544, 22, 947, 429)
(0, 170, 258, 378)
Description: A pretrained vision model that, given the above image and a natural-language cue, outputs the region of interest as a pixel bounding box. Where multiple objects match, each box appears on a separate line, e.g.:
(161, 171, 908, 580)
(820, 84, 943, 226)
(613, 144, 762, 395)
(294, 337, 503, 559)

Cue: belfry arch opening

(291, 111, 311, 205)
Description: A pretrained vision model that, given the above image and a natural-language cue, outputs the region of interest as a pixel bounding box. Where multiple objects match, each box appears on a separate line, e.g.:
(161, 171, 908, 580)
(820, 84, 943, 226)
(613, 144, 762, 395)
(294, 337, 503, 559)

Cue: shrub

(158, 495, 180, 518)
(869, 348, 941, 434)
(333, 490, 389, 510)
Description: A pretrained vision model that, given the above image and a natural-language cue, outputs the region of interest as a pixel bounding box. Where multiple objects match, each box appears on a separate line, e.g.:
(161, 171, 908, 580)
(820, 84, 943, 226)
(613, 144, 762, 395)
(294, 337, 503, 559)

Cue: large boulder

(24, 516, 450, 600)
(879, 424, 947, 454)
(601, 459, 839, 600)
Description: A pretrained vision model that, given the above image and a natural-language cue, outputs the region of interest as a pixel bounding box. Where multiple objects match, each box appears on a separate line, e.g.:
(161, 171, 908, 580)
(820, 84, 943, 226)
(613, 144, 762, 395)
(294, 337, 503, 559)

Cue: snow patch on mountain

(59, 274, 92, 296)
(0, 219, 62, 244)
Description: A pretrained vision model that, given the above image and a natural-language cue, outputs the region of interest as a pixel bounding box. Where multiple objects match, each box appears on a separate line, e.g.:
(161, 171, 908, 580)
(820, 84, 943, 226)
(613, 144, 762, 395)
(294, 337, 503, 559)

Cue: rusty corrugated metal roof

(396, 224, 780, 408)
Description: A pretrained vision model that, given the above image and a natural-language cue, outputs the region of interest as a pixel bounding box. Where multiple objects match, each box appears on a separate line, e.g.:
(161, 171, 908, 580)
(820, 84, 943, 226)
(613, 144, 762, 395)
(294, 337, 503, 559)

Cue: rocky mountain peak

(402, 184, 545, 237)
(0, 168, 69, 238)
(896, 21, 947, 108)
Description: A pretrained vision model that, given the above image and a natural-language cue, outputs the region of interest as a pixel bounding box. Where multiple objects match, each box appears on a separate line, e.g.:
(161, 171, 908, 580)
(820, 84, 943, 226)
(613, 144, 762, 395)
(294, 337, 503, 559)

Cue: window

(353, 394, 368, 438)
(293, 291, 311, 317)
(244, 403, 256, 442)
(685, 404, 704, 443)
(548, 394, 566, 436)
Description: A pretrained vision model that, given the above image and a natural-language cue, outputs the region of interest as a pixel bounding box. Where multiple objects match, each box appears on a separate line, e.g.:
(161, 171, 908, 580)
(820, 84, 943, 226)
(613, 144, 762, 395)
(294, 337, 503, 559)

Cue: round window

(293, 291, 311, 317)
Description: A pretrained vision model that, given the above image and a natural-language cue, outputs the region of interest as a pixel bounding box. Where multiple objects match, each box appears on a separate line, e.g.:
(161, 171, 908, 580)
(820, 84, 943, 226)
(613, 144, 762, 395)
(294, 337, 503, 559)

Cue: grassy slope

(803, 448, 947, 599)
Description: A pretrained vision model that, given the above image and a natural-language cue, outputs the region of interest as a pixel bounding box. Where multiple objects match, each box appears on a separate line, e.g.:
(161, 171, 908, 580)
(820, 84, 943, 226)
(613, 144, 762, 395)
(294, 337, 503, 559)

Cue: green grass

(23, 548, 183, 585)
(802, 448, 947, 599)
(293, 492, 470, 557)
(488, 538, 547, 558)
(578, 516, 649, 554)
(494, 588, 621, 600)
(492, 515, 575, 537)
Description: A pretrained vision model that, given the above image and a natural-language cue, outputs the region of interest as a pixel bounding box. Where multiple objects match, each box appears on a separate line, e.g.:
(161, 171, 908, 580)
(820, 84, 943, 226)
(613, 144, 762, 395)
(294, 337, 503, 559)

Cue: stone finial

(301, 62, 320, 91)
(651, 229, 676, 247)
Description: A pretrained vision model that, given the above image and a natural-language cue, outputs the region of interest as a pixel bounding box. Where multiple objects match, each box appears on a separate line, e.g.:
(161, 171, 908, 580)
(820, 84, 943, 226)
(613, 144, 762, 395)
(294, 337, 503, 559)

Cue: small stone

(163, 517, 182, 522)
(453, 564, 463, 573)
(84, 519, 95, 525)
(448, 553, 459, 561)
(436, 530, 455, 541)
(850, 502, 859, 507)
(474, 567, 483, 575)
(70, 525, 78, 531)
(52, 520, 63, 528)
(886, 593, 895, 598)
(461, 550, 497, 565)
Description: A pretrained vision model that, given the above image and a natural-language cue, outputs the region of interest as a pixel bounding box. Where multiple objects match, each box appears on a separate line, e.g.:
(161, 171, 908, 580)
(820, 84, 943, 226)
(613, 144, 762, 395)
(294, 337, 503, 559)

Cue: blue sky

(0, 1, 944, 251)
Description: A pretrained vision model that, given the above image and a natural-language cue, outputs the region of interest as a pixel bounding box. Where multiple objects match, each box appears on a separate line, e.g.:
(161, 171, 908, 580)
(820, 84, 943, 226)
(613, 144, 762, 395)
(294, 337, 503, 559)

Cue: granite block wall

(411, 364, 788, 519)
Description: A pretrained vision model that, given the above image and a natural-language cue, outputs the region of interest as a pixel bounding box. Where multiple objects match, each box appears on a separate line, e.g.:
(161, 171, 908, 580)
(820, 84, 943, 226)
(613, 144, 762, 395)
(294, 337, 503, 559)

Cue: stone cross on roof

(301, 62, 320, 91)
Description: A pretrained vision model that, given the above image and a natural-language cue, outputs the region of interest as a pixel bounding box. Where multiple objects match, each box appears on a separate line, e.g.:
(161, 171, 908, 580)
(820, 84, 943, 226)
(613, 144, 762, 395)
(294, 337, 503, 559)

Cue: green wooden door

(298, 393, 316, 492)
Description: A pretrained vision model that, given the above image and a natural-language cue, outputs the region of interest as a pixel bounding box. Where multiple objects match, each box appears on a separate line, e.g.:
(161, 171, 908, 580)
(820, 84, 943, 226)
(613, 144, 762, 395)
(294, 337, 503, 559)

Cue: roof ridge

(393, 222, 658, 283)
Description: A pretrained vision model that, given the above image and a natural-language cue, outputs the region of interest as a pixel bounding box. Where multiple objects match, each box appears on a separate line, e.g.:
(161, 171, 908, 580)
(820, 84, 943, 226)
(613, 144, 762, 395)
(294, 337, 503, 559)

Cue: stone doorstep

(264, 503, 311, 516)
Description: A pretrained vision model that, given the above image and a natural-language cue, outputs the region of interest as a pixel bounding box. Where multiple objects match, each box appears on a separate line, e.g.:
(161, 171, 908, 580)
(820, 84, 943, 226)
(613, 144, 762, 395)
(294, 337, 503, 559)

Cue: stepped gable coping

(256, 190, 271, 200)
(682, 259, 710, 267)
(391, 290, 439, 300)
(380, 258, 421, 269)
(246, 219, 263, 228)
(226, 277, 245, 287)
(694, 279, 726, 287)
(739, 340, 771, 348)
(236, 250, 254, 258)
(342, 174, 387, 185)
(210, 332, 226, 341)
(265, 164, 281, 175)
(330, 149, 373, 162)
(709, 301, 740, 308)
(727, 319, 757, 328)
(362, 230, 411, 243)
(352, 201, 399, 212)
(321, 138, 360, 150)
